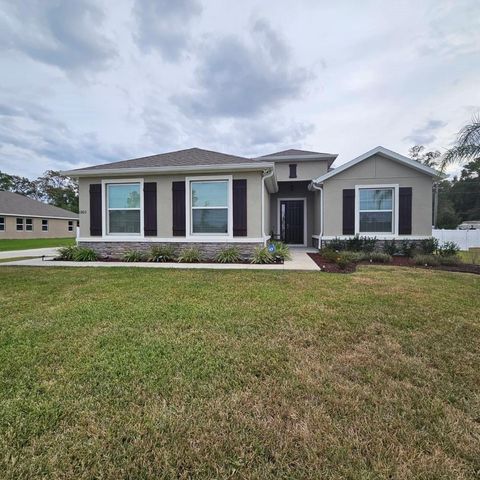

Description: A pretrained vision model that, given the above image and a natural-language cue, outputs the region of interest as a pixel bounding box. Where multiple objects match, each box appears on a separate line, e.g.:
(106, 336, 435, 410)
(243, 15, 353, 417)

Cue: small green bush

(327, 237, 347, 251)
(269, 241, 291, 261)
(414, 254, 440, 266)
(383, 239, 397, 256)
(320, 248, 340, 263)
(361, 237, 377, 253)
(178, 247, 202, 263)
(57, 245, 77, 261)
(215, 246, 242, 263)
(123, 250, 145, 262)
(250, 246, 274, 264)
(149, 245, 177, 262)
(439, 255, 462, 266)
(420, 237, 439, 255)
(349, 251, 369, 262)
(438, 241, 460, 257)
(336, 251, 354, 269)
(72, 247, 98, 262)
(368, 252, 392, 263)
(345, 235, 364, 252)
(400, 240, 416, 258)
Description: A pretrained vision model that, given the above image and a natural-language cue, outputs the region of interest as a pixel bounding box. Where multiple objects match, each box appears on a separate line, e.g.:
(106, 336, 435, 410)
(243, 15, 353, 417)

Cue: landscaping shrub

(413, 254, 440, 266)
(361, 237, 377, 252)
(123, 250, 145, 262)
(178, 247, 203, 263)
(400, 240, 416, 258)
(215, 246, 242, 263)
(57, 245, 77, 261)
(438, 255, 462, 266)
(349, 251, 369, 262)
(269, 241, 291, 261)
(368, 252, 392, 263)
(383, 239, 397, 256)
(420, 237, 439, 255)
(327, 237, 347, 251)
(336, 251, 354, 269)
(345, 235, 364, 252)
(72, 247, 98, 262)
(438, 241, 460, 257)
(149, 245, 177, 262)
(250, 246, 274, 264)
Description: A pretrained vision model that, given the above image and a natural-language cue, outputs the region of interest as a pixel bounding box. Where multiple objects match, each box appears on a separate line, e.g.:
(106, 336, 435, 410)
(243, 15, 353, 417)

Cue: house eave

(62, 162, 275, 178)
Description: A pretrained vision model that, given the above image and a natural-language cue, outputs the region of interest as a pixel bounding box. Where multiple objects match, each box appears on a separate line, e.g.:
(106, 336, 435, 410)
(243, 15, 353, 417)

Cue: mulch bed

(308, 253, 480, 275)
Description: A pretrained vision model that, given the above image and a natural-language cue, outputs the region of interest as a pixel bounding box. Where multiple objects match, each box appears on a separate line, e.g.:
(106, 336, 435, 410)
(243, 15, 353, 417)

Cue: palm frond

(440, 144, 480, 170)
(456, 114, 480, 147)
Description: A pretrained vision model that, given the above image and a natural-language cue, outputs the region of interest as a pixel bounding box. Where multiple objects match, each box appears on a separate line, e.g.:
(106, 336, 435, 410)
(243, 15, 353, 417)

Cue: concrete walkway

(0, 247, 319, 271)
(0, 247, 60, 260)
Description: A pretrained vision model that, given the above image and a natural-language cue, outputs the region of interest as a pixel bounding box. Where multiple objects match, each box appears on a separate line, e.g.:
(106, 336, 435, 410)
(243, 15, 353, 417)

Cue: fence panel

(432, 229, 480, 250)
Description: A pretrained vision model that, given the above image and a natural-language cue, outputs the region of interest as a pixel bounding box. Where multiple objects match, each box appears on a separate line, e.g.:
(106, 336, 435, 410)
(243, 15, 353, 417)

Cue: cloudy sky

(0, 0, 479, 178)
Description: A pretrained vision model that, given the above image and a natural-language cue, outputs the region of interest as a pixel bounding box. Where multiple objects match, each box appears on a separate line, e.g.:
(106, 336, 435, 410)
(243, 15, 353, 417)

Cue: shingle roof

(258, 149, 333, 158)
(0, 191, 78, 219)
(72, 147, 255, 171)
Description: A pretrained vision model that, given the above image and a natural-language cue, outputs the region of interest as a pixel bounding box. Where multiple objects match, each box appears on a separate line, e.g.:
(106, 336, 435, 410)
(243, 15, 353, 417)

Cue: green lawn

(0, 237, 75, 252)
(459, 248, 480, 264)
(0, 267, 479, 479)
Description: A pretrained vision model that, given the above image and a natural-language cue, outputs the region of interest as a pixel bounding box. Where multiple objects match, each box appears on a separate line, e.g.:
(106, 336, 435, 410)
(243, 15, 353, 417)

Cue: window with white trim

(106, 183, 141, 234)
(16, 218, 24, 231)
(68, 220, 74, 231)
(0, 216, 4, 231)
(25, 218, 33, 231)
(190, 180, 229, 234)
(42, 219, 48, 231)
(358, 188, 394, 233)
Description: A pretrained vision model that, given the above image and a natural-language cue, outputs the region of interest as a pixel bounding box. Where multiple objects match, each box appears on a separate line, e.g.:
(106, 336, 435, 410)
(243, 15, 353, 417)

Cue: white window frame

(355, 184, 399, 236)
(16, 217, 24, 231)
(185, 175, 233, 239)
(42, 219, 49, 232)
(276, 197, 307, 247)
(102, 178, 144, 237)
(25, 218, 33, 232)
(0, 216, 5, 232)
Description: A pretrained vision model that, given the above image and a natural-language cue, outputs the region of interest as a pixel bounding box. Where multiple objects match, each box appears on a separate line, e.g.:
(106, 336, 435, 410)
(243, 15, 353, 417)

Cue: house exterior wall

(274, 160, 329, 182)
(78, 171, 265, 255)
(268, 181, 316, 246)
(322, 154, 433, 237)
(0, 215, 77, 239)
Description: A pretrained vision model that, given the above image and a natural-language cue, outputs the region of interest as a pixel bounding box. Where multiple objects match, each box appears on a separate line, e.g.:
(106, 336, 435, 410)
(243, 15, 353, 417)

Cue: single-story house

(63, 146, 441, 256)
(0, 191, 79, 239)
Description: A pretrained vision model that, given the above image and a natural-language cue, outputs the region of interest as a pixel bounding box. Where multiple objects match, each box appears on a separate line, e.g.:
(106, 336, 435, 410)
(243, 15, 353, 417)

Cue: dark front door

(280, 200, 304, 244)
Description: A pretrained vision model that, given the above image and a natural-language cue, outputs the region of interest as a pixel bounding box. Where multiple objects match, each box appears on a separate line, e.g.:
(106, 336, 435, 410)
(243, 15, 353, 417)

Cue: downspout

(311, 182, 323, 248)
(261, 168, 275, 245)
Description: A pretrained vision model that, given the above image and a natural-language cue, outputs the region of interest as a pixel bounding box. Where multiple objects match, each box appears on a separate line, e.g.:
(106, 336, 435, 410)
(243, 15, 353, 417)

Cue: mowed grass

(0, 267, 479, 479)
(0, 237, 75, 252)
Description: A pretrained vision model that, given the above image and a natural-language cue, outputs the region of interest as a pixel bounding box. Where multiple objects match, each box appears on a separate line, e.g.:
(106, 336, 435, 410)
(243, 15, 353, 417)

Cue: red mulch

(307, 253, 480, 275)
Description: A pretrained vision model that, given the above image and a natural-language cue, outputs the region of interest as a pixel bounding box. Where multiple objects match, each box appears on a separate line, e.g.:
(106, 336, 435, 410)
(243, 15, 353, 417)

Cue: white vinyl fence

(432, 229, 480, 251)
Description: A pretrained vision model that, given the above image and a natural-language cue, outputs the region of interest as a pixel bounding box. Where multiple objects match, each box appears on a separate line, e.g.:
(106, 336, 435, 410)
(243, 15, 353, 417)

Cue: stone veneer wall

(78, 241, 263, 259)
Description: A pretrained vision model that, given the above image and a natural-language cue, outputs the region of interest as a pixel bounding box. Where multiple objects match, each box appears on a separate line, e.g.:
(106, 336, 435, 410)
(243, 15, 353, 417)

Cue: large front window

(359, 188, 394, 233)
(107, 183, 141, 234)
(191, 180, 229, 234)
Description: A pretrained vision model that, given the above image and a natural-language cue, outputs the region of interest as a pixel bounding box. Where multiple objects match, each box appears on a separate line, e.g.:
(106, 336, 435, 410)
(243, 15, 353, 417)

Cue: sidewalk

(0, 248, 319, 271)
(0, 247, 60, 260)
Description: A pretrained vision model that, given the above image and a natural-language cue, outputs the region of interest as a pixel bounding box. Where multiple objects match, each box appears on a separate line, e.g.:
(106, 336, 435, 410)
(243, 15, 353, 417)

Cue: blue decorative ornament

(268, 244, 276, 253)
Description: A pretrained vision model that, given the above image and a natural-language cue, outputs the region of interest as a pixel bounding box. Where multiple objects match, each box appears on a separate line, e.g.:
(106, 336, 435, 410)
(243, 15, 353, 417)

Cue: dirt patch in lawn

(308, 253, 480, 275)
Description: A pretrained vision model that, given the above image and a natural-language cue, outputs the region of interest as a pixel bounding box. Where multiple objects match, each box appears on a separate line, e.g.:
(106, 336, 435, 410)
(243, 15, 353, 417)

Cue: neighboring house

(0, 191, 79, 239)
(62, 146, 441, 256)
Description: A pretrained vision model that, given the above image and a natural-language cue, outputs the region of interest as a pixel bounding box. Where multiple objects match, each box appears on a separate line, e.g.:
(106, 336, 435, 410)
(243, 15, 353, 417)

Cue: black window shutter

(342, 189, 355, 235)
(172, 181, 186, 236)
(289, 164, 297, 178)
(89, 183, 102, 236)
(144, 182, 157, 236)
(233, 179, 247, 236)
(398, 187, 412, 235)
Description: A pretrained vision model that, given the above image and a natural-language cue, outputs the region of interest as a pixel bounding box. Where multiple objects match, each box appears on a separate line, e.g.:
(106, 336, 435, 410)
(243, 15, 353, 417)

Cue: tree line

(0, 170, 78, 213)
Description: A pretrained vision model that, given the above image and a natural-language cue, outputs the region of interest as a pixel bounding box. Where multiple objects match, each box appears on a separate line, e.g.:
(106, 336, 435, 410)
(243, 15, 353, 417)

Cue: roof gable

(312, 146, 443, 183)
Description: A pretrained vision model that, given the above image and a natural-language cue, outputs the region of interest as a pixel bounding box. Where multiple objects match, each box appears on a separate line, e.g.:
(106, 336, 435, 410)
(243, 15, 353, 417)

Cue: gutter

(61, 162, 275, 178)
(261, 167, 276, 243)
(309, 181, 324, 246)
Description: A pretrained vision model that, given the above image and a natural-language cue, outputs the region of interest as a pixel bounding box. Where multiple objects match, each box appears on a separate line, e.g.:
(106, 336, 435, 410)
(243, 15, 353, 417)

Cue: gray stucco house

(63, 146, 441, 256)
